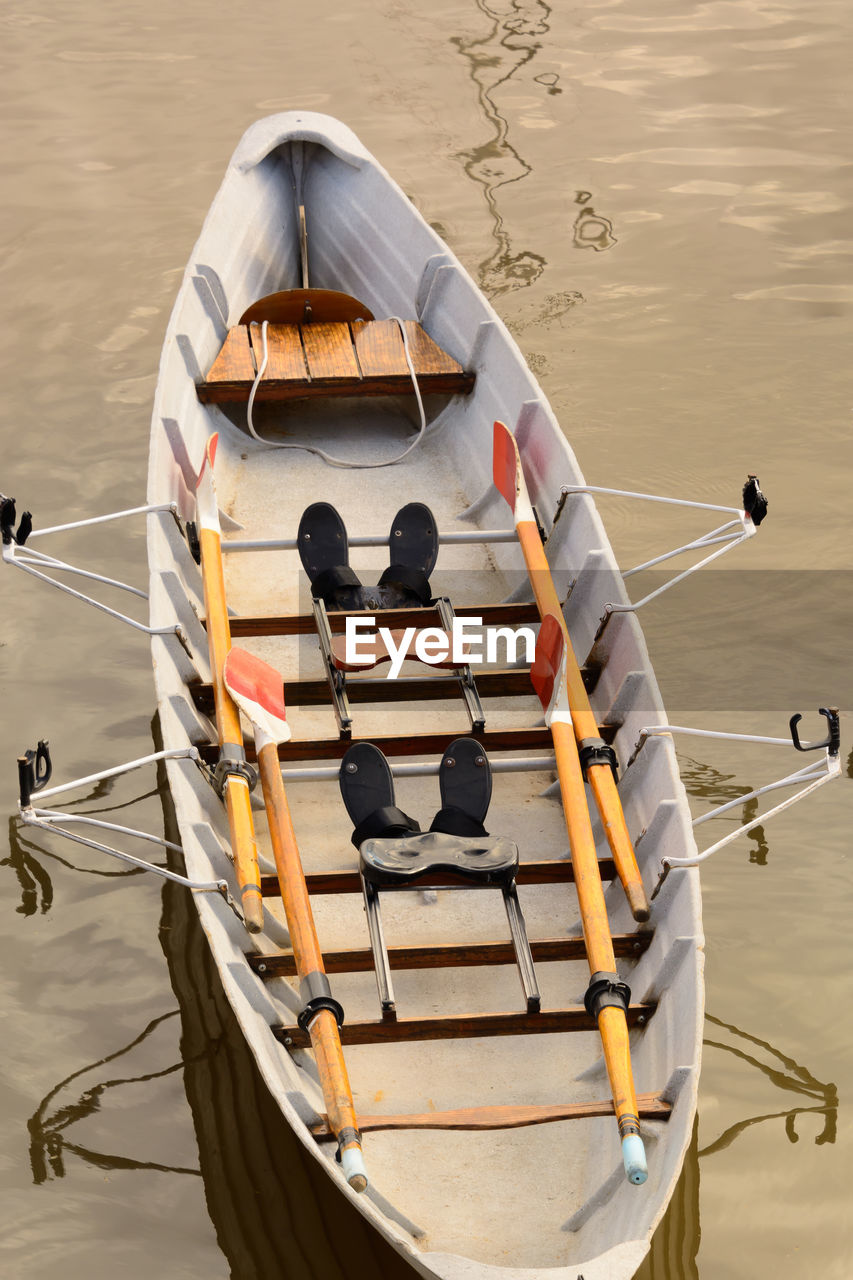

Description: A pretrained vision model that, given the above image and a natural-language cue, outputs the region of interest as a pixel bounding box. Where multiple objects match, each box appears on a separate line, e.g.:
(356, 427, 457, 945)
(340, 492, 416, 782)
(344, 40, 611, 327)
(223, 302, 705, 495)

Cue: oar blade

(195, 433, 220, 531)
(197, 432, 218, 488)
(224, 647, 292, 746)
(531, 613, 570, 725)
(492, 420, 519, 514)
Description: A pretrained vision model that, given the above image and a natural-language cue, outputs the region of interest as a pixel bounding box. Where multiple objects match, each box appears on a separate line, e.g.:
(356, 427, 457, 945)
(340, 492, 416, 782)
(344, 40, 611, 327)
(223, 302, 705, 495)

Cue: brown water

(2, 2, 851, 1277)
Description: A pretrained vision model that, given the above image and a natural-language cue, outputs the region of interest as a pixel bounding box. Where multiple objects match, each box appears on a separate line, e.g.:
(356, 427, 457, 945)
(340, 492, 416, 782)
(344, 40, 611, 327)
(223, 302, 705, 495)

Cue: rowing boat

(145, 113, 703, 1279)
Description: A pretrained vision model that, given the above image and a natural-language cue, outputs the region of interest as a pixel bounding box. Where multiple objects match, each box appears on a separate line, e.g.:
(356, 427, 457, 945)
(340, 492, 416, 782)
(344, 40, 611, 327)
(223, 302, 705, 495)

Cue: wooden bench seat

(197, 318, 475, 404)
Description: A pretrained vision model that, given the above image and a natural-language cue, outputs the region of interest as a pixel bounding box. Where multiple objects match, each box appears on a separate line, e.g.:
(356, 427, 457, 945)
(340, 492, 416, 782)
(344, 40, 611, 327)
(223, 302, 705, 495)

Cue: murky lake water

(1, 2, 851, 1276)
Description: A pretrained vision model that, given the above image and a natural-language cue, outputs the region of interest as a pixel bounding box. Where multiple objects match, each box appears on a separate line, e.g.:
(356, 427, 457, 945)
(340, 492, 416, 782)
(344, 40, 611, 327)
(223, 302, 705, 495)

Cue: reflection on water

(573, 191, 617, 252)
(28, 1009, 197, 1184)
(701, 1014, 837, 1155)
(451, 3, 617, 295)
(451, 1, 550, 294)
(4, 772, 159, 918)
(4, 816, 53, 916)
(677, 755, 770, 865)
(28, 952, 837, 1280)
(15, 736, 836, 1279)
(633, 1121, 700, 1280)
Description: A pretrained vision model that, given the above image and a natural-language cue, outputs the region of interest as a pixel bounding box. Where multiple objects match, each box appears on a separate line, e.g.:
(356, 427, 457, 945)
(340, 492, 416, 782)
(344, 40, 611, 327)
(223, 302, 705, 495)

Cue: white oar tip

(622, 1134, 648, 1185)
(340, 1144, 368, 1192)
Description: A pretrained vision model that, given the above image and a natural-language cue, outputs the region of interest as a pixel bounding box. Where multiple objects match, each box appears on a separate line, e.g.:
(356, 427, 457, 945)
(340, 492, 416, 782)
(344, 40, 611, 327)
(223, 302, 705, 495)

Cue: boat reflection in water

(23, 736, 836, 1280)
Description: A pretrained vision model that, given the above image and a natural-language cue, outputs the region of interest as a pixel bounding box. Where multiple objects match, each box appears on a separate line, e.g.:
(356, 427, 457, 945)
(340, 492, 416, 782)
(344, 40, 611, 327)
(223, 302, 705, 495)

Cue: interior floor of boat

(207, 409, 650, 1267)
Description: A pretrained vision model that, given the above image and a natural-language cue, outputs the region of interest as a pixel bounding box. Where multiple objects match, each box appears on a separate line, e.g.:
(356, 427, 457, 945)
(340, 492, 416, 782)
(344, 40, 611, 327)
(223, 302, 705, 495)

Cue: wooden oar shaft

(256, 741, 325, 968)
(199, 529, 243, 746)
(198, 527, 264, 931)
(517, 521, 649, 921)
(599, 1006, 642, 1142)
(309, 1009, 362, 1160)
(552, 723, 641, 1142)
(256, 741, 364, 1183)
(551, 723, 616, 973)
(517, 523, 598, 733)
(496, 422, 646, 1180)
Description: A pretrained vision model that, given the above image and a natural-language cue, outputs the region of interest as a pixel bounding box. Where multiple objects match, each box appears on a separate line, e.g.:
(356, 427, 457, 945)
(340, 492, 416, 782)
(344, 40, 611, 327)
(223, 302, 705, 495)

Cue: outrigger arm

(16, 742, 240, 909)
(642, 708, 842, 898)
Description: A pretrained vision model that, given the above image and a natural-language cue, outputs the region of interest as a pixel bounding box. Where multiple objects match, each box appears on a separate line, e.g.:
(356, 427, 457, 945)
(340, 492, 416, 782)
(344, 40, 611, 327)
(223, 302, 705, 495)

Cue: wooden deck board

(204, 325, 255, 384)
(249, 321, 308, 383)
(300, 321, 360, 381)
(197, 319, 474, 403)
(352, 318, 412, 378)
(400, 319, 465, 375)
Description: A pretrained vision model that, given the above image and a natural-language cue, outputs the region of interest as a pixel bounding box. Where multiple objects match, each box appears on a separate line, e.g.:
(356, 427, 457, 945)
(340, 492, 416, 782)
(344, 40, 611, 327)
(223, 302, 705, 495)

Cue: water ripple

(597, 146, 847, 167)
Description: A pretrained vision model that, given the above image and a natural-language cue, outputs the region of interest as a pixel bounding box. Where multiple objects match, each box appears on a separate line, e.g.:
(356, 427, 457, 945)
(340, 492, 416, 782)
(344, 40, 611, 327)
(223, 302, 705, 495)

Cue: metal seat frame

(358, 831, 541, 1020)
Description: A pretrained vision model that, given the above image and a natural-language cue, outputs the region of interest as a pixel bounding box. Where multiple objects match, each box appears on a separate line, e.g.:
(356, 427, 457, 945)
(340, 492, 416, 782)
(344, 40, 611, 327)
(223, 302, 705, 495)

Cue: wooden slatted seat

(197, 317, 475, 403)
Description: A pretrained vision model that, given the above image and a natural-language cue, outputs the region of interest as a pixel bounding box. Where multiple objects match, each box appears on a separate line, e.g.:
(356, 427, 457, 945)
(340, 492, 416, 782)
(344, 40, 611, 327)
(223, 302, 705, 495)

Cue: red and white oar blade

(195, 433, 220, 532)
(197, 433, 218, 488)
(493, 421, 519, 514)
(531, 614, 571, 726)
(224, 647, 292, 746)
(493, 420, 536, 525)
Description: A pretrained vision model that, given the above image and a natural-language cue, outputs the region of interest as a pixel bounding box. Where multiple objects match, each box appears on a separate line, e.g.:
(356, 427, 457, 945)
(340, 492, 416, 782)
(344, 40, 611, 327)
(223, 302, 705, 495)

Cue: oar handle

(586, 765, 650, 922)
(223, 774, 264, 932)
(622, 1133, 648, 1185)
(598, 1003, 647, 1186)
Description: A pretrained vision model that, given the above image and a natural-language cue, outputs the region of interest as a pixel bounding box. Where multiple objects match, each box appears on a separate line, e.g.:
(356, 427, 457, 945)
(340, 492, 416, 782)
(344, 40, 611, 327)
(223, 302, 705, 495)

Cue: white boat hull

(146, 112, 703, 1279)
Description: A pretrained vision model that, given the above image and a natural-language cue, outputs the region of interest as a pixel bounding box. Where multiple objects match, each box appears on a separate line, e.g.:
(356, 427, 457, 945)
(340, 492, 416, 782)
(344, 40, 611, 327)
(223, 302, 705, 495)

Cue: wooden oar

(493, 421, 649, 922)
(223, 646, 368, 1192)
(493, 422, 647, 1184)
(195, 434, 264, 932)
(531, 614, 647, 1184)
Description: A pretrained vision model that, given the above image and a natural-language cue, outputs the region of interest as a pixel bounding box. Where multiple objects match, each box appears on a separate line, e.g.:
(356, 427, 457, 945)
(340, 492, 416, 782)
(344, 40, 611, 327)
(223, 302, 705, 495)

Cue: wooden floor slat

(222, 602, 542, 638)
(248, 930, 652, 976)
(191, 669, 537, 716)
(200, 726, 556, 767)
(310, 1091, 671, 1137)
(261, 857, 617, 898)
(275, 1002, 656, 1048)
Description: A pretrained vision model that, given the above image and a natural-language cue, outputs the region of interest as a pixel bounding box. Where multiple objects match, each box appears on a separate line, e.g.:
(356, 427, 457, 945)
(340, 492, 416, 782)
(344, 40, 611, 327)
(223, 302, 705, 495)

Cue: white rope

(245, 318, 430, 469)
